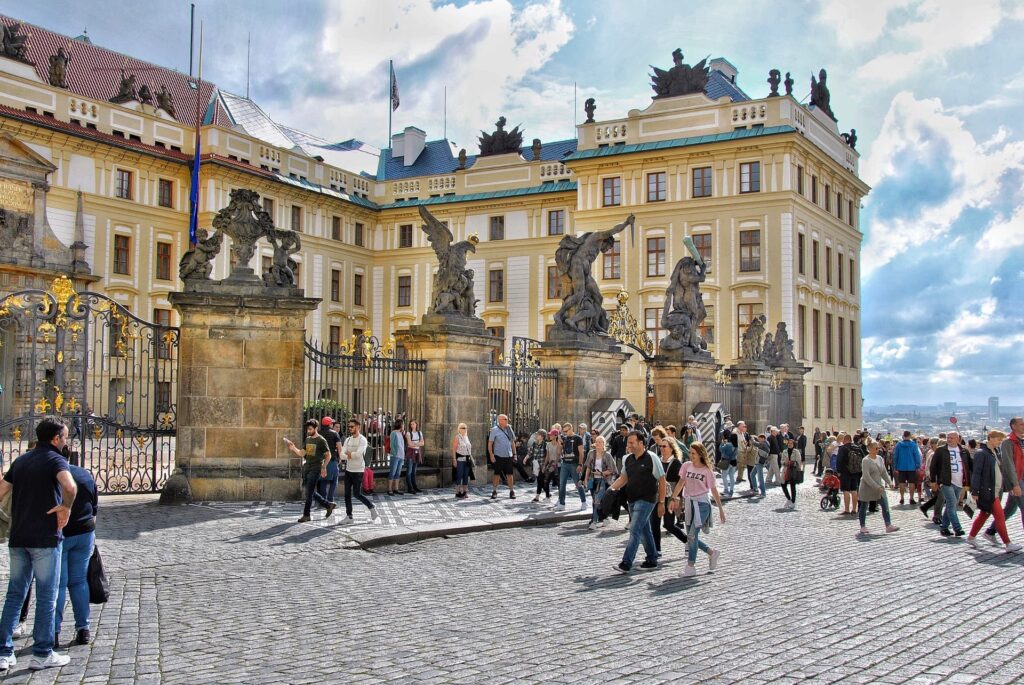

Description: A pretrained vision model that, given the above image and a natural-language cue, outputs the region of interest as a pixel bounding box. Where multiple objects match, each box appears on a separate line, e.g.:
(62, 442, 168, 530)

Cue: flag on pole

(188, 127, 201, 246)
(390, 61, 400, 111)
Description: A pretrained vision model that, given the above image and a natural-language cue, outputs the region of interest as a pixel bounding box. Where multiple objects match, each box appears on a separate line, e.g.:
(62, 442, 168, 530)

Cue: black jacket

(928, 444, 972, 487)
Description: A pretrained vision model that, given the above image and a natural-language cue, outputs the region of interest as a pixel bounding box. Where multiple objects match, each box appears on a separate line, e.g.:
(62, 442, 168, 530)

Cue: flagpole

(443, 85, 447, 140)
(388, 60, 393, 150)
(189, 23, 203, 246)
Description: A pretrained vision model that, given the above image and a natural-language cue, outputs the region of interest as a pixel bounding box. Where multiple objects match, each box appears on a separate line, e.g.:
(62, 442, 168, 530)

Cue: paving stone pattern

(2, 483, 1024, 684)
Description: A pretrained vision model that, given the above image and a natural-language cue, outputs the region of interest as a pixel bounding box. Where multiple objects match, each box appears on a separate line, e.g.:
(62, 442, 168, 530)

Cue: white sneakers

(579, 502, 588, 511)
(885, 525, 900, 533)
(369, 508, 380, 521)
(983, 532, 1000, 546)
(11, 623, 24, 639)
(30, 651, 70, 671)
(682, 565, 697, 577)
(708, 549, 721, 571)
(0, 655, 15, 672)
(1006, 542, 1022, 553)
(552, 503, 565, 511)
(966, 536, 979, 548)
(339, 516, 354, 525)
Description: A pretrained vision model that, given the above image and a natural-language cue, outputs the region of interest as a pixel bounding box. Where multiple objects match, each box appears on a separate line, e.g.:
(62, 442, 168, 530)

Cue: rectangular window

(603, 239, 621, 280)
(692, 166, 712, 198)
(548, 210, 565, 236)
(262, 197, 274, 219)
(602, 177, 621, 206)
(848, 199, 855, 227)
(113, 235, 131, 275)
(487, 326, 505, 364)
(354, 222, 364, 247)
(825, 246, 833, 286)
(837, 192, 843, 220)
(353, 273, 363, 306)
(692, 233, 712, 273)
(646, 237, 666, 277)
(825, 313, 834, 364)
(397, 275, 412, 307)
(645, 307, 665, 352)
(546, 265, 562, 299)
(329, 325, 341, 355)
(797, 234, 805, 275)
(828, 386, 834, 419)
(700, 304, 715, 346)
(849, 258, 856, 295)
(798, 305, 807, 360)
(158, 179, 172, 208)
(330, 269, 341, 302)
(811, 176, 818, 204)
(840, 387, 846, 419)
(153, 308, 172, 359)
(849, 320, 857, 368)
(331, 216, 341, 241)
(737, 303, 764, 352)
(156, 381, 172, 412)
(814, 386, 821, 419)
(489, 216, 505, 241)
(739, 230, 761, 272)
(812, 309, 821, 362)
(796, 165, 804, 195)
(812, 239, 820, 280)
(838, 256, 844, 291)
(838, 316, 845, 366)
(851, 389, 858, 418)
(290, 205, 302, 232)
(114, 169, 132, 199)
(824, 185, 831, 213)
(647, 172, 666, 202)
(488, 269, 504, 303)
(739, 161, 760, 193)
(155, 242, 172, 281)
(399, 224, 413, 248)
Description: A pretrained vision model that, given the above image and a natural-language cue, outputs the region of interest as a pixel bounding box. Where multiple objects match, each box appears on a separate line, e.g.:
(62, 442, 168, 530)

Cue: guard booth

(692, 401, 730, 457)
(589, 398, 635, 442)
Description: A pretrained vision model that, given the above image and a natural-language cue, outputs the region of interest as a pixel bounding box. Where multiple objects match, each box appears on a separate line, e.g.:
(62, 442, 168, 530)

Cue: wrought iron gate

(0, 276, 178, 493)
(487, 337, 558, 435)
(303, 335, 427, 469)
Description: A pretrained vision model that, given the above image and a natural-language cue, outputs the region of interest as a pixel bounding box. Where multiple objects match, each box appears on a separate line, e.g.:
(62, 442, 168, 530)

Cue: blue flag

(188, 129, 201, 246)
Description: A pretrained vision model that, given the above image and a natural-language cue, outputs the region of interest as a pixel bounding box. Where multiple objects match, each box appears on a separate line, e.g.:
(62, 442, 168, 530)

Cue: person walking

(719, 436, 737, 498)
(554, 423, 586, 511)
(657, 439, 687, 547)
(452, 423, 473, 500)
(285, 419, 335, 522)
(765, 426, 783, 486)
(856, 440, 899, 535)
(528, 430, 552, 502)
(488, 414, 517, 499)
(404, 420, 424, 494)
(53, 450, 98, 647)
(583, 435, 618, 528)
(607, 431, 665, 573)
(386, 418, 407, 496)
(836, 434, 862, 515)
(316, 416, 342, 507)
(0, 417, 77, 672)
(609, 424, 629, 470)
(339, 419, 378, 523)
(984, 417, 1024, 544)
(780, 437, 802, 509)
(927, 431, 970, 537)
(670, 442, 725, 577)
(967, 431, 1022, 552)
(751, 433, 769, 497)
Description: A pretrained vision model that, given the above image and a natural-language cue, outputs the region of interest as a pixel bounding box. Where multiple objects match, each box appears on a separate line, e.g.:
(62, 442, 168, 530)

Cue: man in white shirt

(340, 419, 379, 524)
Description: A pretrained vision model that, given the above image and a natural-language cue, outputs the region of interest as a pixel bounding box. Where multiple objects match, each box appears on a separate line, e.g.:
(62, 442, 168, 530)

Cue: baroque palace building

(0, 15, 866, 433)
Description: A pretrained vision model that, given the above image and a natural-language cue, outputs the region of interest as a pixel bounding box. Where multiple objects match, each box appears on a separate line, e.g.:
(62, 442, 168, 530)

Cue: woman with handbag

(583, 435, 618, 528)
(780, 438, 802, 509)
(452, 423, 473, 500)
(718, 437, 737, 498)
(657, 439, 687, 545)
(967, 431, 1021, 552)
(404, 420, 425, 494)
(669, 442, 726, 577)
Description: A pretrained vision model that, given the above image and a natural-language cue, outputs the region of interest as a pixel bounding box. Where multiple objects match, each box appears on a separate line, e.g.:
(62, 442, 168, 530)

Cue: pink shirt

(680, 462, 714, 498)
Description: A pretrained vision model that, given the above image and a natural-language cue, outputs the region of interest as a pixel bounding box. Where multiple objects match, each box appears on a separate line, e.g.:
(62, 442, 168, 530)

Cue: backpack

(847, 446, 863, 474)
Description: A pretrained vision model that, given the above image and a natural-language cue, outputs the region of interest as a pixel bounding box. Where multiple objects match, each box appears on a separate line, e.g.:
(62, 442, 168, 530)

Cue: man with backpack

(837, 433, 863, 515)
(892, 430, 922, 505)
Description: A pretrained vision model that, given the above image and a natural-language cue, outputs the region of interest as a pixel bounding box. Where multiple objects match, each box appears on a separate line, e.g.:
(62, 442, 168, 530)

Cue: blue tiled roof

(706, 69, 749, 102)
(381, 181, 576, 209)
(564, 125, 795, 162)
(378, 138, 578, 181)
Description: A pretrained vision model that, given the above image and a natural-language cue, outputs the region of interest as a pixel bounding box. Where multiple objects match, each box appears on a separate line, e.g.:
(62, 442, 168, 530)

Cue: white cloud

(978, 204, 1024, 251)
(279, 0, 575, 147)
(816, 0, 915, 49)
(862, 336, 910, 369)
(860, 91, 1024, 275)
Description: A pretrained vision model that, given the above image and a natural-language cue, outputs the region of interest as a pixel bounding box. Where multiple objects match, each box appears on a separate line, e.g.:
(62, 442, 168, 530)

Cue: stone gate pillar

(531, 336, 630, 426)
(650, 357, 720, 427)
(161, 291, 320, 502)
(728, 361, 772, 434)
(397, 316, 500, 486)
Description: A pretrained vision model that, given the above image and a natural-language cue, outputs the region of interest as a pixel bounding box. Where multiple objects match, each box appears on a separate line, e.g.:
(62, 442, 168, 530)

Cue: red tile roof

(0, 14, 215, 128)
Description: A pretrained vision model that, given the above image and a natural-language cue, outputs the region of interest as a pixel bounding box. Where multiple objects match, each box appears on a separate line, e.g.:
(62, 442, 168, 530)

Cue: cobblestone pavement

(3, 481, 1024, 684)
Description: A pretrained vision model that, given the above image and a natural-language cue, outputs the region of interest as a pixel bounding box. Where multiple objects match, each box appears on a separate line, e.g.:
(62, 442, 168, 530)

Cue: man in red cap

(316, 417, 342, 515)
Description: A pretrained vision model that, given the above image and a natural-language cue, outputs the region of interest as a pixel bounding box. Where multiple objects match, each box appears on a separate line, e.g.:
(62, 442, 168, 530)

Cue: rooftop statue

(110, 69, 137, 103)
(841, 128, 858, 150)
(553, 214, 634, 336)
(767, 69, 781, 97)
(478, 116, 524, 156)
(810, 68, 836, 120)
(48, 46, 70, 88)
(584, 97, 596, 123)
(650, 48, 709, 99)
(784, 71, 794, 96)
(659, 237, 710, 359)
(419, 205, 479, 318)
(1, 23, 32, 64)
(740, 314, 767, 363)
(156, 85, 176, 118)
(138, 83, 153, 106)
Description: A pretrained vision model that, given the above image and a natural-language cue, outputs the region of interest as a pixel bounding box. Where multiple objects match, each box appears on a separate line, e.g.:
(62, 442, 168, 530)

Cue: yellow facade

(0, 50, 866, 433)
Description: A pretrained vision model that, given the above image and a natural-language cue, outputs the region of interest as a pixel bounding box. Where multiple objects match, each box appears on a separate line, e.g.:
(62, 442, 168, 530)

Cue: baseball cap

(321, 416, 334, 427)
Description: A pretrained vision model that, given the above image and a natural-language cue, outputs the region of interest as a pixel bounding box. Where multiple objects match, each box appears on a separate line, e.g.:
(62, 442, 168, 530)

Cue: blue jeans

(56, 531, 94, 634)
(590, 479, 608, 523)
(455, 460, 471, 486)
(558, 462, 586, 506)
(317, 460, 340, 502)
(302, 469, 331, 516)
(686, 500, 712, 564)
(941, 485, 963, 532)
(388, 455, 404, 481)
(722, 464, 736, 496)
(751, 462, 766, 495)
(0, 545, 62, 657)
(622, 499, 658, 567)
(405, 460, 419, 491)
(858, 496, 892, 527)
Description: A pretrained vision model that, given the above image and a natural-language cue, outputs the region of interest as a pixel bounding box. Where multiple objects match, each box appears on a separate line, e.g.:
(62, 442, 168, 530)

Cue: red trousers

(970, 498, 1009, 543)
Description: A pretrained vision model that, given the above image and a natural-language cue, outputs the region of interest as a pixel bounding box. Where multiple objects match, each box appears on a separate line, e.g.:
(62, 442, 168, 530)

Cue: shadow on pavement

(572, 573, 635, 593)
(224, 522, 296, 544)
(270, 526, 335, 546)
(96, 498, 254, 542)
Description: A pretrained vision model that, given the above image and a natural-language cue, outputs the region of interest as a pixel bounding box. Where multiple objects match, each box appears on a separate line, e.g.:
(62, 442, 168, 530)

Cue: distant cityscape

(861, 397, 1020, 440)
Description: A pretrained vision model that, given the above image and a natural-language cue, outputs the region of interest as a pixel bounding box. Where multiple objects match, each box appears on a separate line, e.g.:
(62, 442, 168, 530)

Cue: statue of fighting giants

(659, 240, 709, 357)
(553, 214, 634, 335)
(419, 205, 480, 318)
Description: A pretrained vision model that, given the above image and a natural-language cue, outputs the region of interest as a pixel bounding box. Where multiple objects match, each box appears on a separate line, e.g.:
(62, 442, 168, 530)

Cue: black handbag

(87, 544, 109, 604)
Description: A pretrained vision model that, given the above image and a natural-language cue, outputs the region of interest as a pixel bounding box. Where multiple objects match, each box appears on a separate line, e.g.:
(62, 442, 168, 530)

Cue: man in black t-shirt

(285, 420, 335, 522)
(609, 424, 629, 468)
(555, 423, 587, 510)
(0, 417, 77, 673)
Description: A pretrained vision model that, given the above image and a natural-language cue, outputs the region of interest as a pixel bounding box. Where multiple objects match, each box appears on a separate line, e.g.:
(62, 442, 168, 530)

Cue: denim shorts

(388, 455, 404, 480)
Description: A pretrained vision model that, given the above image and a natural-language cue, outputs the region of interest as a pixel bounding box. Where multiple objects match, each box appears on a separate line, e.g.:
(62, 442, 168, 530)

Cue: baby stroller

(819, 469, 841, 510)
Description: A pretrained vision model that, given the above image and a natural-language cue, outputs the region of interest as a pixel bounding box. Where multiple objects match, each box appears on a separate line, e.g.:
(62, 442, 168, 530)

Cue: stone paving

(2, 481, 1024, 684)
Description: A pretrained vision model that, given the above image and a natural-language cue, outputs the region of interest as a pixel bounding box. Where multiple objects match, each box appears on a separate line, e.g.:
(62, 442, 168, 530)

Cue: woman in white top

(452, 423, 473, 499)
(583, 435, 619, 528)
(404, 420, 425, 494)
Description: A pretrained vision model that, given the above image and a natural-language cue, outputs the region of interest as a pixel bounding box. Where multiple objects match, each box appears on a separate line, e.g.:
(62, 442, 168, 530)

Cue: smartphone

(282, 437, 289, 443)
